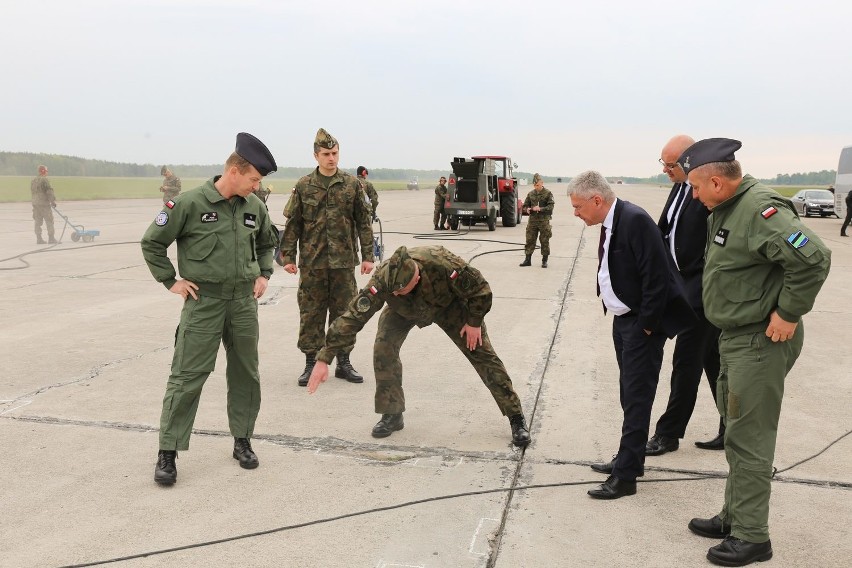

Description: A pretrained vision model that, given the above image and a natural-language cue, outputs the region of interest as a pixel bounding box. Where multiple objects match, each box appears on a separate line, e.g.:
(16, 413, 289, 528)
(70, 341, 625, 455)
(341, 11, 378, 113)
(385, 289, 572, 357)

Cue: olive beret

(235, 132, 277, 176)
(678, 138, 742, 172)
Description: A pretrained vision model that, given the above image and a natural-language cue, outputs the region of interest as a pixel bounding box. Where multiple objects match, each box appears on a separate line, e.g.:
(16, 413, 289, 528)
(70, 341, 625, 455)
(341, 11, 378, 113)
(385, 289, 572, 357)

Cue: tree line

(0, 152, 837, 186)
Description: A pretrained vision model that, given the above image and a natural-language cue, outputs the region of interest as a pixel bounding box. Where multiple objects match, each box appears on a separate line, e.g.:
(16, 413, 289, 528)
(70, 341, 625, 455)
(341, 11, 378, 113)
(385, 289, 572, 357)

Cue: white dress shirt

(664, 182, 691, 270)
(598, 198, 631, 316)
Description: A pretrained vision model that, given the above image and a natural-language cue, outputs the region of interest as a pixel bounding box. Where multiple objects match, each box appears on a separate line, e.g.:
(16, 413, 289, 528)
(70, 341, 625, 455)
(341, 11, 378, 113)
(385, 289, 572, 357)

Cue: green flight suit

(280, 168, 374, 355)
(703, 175, 831, 542)
(522, 187, 554, 256)
(316, 246, 524, 417)
(141, 178, 277, 451)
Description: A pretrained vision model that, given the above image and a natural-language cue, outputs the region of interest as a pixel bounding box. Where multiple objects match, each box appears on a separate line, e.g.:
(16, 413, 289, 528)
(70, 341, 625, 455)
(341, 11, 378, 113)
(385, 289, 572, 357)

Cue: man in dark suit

(646, 135, 725, 457)
(569, 170, 694, 499)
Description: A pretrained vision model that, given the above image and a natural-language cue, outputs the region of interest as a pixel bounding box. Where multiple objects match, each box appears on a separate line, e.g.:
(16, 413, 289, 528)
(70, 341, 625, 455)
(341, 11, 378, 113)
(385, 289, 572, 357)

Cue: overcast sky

(3, 0, 850, 179)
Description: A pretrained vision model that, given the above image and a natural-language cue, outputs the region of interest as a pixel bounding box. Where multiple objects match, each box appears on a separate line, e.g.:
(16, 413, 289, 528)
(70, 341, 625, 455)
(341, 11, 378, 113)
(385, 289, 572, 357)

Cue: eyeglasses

(659, 159, 680, 170)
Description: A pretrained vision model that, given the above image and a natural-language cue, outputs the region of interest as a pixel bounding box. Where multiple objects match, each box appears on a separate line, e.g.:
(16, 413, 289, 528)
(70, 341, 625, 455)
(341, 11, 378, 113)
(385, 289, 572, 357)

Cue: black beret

(357, 166, 367, 177)
(678, 138, 742, 172)
(235, 132, 277, 176)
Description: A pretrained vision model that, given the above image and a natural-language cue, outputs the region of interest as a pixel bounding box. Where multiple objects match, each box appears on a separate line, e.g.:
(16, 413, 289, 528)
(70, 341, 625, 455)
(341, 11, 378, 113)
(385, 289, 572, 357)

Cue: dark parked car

(791, 189, 837, 217)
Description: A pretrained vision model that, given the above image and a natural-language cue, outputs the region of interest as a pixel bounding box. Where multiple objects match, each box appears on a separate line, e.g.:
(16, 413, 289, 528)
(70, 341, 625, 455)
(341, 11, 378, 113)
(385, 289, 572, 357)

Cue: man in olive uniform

(519, 173, 555, 267)
(356, 166, 379, 219)
(306, 245, 531, 448)
(252, 181, 271, 203)
(159, 166, 182, 205)
(681, 139, 831, 567)
(280, 128, 375, 387)
(840, 189, 852, 236)
(31, 165, 57, 244)
(433, 176, 448, 230)
(141, 132, 278, 486)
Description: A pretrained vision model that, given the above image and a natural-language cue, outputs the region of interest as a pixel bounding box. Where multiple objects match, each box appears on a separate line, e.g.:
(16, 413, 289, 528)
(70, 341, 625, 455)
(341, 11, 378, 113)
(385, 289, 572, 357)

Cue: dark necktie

(596, 225, 606, 296)
(666, 183, 688, 238)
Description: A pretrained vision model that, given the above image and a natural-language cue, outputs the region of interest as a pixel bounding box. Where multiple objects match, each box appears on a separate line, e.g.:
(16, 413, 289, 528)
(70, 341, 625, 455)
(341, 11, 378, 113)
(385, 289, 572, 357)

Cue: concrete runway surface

(1, 184, 849, 567)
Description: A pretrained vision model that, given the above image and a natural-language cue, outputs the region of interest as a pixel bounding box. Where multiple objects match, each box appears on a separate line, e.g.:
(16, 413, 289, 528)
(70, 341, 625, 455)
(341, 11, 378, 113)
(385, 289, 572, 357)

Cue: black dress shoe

(695, 432, 725, 450)
(233, 438, 259, 469)
(372, 413, 404, 438)
(587, 475, 636, 500)
(707, 536, 772, 566)
(589, 458, 644, 477)
(689, 515, 731, 538)
(154, 450, 177, 485)
(645, 433, 679, 456)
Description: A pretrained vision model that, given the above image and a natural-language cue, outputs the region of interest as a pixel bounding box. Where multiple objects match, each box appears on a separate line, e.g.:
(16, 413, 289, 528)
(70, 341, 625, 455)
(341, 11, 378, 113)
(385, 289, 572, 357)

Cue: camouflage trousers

(433, 204, 447, 228)
(32, 204, 55, 240)
(297, 267, 357, 354)
(373, 300, 523, 417)
(525, 215, 551, 256)
(159, 294, 261, 451)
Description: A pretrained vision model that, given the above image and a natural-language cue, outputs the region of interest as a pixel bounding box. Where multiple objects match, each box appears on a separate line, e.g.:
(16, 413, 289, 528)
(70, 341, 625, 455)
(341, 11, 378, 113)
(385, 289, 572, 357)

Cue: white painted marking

(469, 517, 499, 557)
(0, 400, 32, 415)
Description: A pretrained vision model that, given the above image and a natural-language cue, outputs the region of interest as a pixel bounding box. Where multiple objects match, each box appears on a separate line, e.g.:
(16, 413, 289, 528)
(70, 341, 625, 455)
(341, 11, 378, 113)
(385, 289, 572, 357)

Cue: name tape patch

(201, 212, 218, 223)
(713, 228, 729, 246)
(244, 213, 257, 228)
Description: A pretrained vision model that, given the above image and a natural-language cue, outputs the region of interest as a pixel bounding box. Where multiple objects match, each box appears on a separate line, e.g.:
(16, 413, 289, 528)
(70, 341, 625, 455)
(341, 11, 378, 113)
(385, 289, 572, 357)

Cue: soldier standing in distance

(141, 133, 279, 486)
(279, 128, 375, 386)
(519, 173, 554, 267)
(682, 138, 831, 567)
(159, 166, 182, 205)
(356, 166, 379, 219)
(31, 165, 57, 244)
(840, 189, 852, 236)
(306, 245, 531, 447)
(433, 176, 448, 230)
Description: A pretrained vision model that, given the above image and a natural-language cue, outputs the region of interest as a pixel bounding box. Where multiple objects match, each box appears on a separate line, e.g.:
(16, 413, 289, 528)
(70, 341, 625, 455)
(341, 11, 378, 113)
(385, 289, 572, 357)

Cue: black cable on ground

(0, 241, 141, 271)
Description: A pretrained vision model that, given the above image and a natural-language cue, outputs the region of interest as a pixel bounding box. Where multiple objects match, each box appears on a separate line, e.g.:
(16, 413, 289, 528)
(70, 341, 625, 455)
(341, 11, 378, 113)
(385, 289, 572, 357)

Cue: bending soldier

(307, 245, 532, 448)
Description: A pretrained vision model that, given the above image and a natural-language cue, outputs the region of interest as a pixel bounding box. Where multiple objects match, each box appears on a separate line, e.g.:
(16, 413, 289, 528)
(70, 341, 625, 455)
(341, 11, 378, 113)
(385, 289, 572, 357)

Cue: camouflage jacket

(31, 176, 56, 206)
(523, 187, 555, 217)
(140, 178, 277, 299)
(359, 178, 379, 216)
(160, 175, 182, 197)
(280, 168, 374, 268)
(316, 246, 493, 363)
(434, 183, 448, 206)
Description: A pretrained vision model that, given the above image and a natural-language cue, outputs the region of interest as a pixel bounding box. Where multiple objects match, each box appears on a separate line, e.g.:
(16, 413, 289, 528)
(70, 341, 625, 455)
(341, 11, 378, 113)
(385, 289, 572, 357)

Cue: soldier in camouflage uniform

(31, 165, 57, 244)
(141, 133, 278, 486)
(280, 128, 375, 386)
(252, 181, 271, 203)
(159, 166, 182, 205)
(356, 166, 379, 219)
(306, 245, 532, 448)
(433, 176, 448, 230)
(520, 173, 555, 268)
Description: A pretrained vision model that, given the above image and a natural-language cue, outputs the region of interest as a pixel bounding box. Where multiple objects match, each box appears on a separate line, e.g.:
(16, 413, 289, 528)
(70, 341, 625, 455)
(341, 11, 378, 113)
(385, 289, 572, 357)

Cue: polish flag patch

(165, 200, 176, 209)
(369, 285, 379, 295)
(761, 206, 777, 219)
(450, 270, 459, 280)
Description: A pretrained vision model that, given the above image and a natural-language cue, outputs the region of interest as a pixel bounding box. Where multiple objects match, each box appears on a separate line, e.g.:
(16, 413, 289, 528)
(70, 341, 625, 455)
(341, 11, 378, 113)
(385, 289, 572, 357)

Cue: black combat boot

(509, 414, 531, 447)
(233, 438, 259, 469)
(335, 353, 364, 383)
(519, 255, 532, 267)
(154, 450, 177, 485)
(297, 353, 316, 387)
(541, 256, 548, 268)
(371, 413, 404, 438)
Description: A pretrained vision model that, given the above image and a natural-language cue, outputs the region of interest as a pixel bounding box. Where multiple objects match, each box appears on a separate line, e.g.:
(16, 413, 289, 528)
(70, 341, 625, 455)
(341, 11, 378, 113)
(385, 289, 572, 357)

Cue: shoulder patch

(155, 212, 169, 226)
(450, 270, 459, 280)
(761, 206, 777, 219)
(369, 285, 379, 295)
(786, 230, 809, 249)
(356, 295, 372, 313)
(165, 200, 176, 209)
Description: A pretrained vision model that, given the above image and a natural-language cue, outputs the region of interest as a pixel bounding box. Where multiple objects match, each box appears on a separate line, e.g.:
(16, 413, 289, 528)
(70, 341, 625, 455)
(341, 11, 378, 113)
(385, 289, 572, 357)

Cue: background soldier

(252, 181, 272, 203)
(519, 173, 554, 267)
(433, 176, 448, 230)
(141, 133, 278, 486)
(682, 139, 831, 567)
(280, 128, 375, 386)
(159, 166, 182, 205)
(841, 189, 852, 236)
(31, 165, 57, 244)
(356, 166, 379, 218)
(307, 245, 531, 448)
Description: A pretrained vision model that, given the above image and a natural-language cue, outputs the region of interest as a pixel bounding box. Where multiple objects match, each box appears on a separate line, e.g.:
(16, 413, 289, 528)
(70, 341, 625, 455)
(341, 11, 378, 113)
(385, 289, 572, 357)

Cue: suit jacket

(657, 182, 711, 309)
(606, 199, 695, 338)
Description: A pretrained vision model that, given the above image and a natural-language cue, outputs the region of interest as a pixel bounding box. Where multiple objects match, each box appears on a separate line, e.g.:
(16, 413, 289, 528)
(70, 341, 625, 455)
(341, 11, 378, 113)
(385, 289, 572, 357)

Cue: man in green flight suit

(519, 173, 555, 268)
(279, 128, 375, 387)
(159, 166, 182, 205)
(141, 132, 279, 486)
(306, 245, 532, 448)
(680, 139, 831, 567)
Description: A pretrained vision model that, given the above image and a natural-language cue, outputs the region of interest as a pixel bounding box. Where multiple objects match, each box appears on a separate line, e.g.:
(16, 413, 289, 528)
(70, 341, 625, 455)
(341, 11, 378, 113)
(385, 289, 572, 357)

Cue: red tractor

(445, 155, 522, 230)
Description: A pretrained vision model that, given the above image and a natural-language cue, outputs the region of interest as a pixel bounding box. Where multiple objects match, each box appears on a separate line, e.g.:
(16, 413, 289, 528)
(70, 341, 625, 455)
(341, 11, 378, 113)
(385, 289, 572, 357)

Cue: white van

(835, 146, 852, 218)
